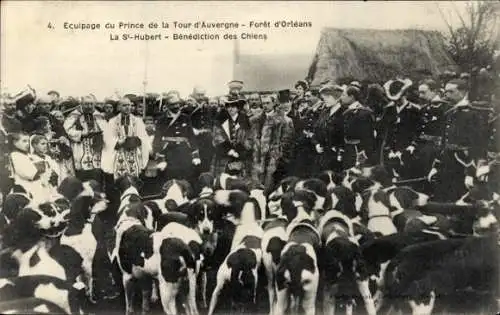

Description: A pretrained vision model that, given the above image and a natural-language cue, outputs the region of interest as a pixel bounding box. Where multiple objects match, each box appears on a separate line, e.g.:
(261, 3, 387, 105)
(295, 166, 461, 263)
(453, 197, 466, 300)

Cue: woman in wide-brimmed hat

(212, 97, 252, 178)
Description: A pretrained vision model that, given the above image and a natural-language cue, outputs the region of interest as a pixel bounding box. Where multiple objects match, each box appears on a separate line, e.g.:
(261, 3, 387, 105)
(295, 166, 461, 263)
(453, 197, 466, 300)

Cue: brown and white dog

(275, 220, 321, 315)
(318, 210, 375, 315)
(208, 219, 264, 315)
(360, 188, 398, 236)
(157, 222, 202, 315)
(261, 217, 288, 315)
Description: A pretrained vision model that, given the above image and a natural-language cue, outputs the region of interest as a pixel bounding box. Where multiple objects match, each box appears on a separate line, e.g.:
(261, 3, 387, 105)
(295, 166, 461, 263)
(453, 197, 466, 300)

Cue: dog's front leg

(151, 278, 159, 303)
(187, 268, 199, 315)
(207, 280, 224, 315)
(408, 291, 435, 315)
(200, 271, 208, 309)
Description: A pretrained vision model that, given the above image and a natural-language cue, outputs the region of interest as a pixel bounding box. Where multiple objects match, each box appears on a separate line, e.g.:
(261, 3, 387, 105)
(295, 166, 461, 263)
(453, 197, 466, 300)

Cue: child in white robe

(30, 134, 60, 198)
(8, 133, 46, 204)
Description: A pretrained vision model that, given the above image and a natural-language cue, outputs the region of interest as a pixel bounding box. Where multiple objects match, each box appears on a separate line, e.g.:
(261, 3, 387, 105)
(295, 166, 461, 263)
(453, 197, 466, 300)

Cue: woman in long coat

(212, 98, 252, 178)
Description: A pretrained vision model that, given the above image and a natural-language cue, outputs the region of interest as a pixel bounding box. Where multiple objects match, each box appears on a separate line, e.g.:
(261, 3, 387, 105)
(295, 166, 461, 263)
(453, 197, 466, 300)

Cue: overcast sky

(1, 1, 467, 98)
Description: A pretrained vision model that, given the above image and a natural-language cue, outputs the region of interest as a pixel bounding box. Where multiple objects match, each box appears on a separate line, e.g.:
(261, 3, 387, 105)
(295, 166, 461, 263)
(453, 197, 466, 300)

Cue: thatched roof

(307, 28, 458, 85)
(234, 54, 312, 92)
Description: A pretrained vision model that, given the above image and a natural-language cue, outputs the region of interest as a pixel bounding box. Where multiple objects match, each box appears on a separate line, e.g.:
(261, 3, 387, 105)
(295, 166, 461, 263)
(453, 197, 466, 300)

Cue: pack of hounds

(0, 164, 499, 315)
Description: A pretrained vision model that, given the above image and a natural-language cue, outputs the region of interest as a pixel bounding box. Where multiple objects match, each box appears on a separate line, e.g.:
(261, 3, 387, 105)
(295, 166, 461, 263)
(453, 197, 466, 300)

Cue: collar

(455, 96, 469, 108)
(329, 103, 342, 115)
(396, 100, 409, 113)
(265, 110, 275, 118)
(230, 113, 239, 122)
(311, 100, 323, 111)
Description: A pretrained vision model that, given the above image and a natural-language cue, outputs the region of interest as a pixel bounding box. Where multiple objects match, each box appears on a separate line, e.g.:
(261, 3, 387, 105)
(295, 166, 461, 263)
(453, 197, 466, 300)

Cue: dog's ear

(165, 199, 179, 212)
(227, 251, 240, 270)
(178, 180, 194, 199)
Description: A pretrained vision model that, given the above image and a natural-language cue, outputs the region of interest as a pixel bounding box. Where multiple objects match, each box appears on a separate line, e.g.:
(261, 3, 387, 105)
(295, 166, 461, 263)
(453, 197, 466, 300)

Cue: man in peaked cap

(415, 79, 451, 194)
(191, 88, 217, 174)
(340, 85, 376, 169)
(428, 78, 492, 202)
(380, 78, 422, 181)
(151, 92, 201, 190)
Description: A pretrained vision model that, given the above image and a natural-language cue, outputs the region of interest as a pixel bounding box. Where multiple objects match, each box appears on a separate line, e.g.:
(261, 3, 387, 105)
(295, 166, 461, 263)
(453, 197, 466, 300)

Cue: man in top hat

(64, 94, 107, 182)
(311, 84, 346, 173)
(250, 91, 294, 189)
(429, 78, 492, 201)
(381, 78, 422, 180)
(340, 85, 376, 169)
(212, 97, 252, 178)
(152, 93, 201, 188)
(101, 97, 150, 181)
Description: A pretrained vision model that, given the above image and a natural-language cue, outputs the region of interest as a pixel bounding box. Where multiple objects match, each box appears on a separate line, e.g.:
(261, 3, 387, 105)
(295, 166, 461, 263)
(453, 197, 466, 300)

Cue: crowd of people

(0, 66, 499, 314)
(1, 68, 498, 210)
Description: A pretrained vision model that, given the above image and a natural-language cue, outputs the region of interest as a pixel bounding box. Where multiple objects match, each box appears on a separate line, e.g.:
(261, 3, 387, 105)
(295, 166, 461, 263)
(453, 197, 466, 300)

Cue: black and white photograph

(0, 1, 499, 314)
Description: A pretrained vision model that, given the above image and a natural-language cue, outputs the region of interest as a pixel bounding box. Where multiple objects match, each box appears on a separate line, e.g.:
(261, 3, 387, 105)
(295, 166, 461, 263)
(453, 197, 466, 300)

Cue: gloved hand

(228, 149, 239, 158)
(427, 168, 438, 182)
(192, 158, 201, 166)
(464, 175, 474, 189)
(405, 145, 416, 155)
(315, 144, 324, 154)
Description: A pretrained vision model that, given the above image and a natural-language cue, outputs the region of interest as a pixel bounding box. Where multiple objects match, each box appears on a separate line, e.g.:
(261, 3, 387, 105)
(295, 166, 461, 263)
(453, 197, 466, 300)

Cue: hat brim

(225, 99, 246, 107)
(384, 79, 413, 101)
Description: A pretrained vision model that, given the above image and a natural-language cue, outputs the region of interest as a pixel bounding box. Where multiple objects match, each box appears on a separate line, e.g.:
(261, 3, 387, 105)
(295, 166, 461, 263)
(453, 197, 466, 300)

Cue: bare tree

(436, 1, 500, 73)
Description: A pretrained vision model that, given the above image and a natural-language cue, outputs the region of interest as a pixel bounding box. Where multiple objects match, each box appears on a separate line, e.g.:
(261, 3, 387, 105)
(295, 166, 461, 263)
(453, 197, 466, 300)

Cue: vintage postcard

(0, 1, 499, 315)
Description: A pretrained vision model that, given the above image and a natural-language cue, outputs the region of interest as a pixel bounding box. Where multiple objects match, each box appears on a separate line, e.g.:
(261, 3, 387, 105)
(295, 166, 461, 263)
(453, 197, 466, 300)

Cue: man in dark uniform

(312, 84, 345, 173)
(430, 79, 491, 202)
(415, 79, 450, 194)
(341, 85, 376, 169)
(152, 93, 201, 187)
(190, 87, 217, 174)
(290, 87, 326, 177)
(381, 78, 421, 180)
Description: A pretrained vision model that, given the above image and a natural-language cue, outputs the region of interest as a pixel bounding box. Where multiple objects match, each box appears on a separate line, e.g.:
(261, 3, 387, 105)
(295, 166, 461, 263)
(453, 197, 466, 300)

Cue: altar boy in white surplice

(101, 98, 150, 181)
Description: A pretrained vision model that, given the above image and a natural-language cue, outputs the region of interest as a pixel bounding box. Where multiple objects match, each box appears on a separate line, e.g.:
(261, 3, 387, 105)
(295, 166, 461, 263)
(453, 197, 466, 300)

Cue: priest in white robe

(102, 97, 150, 181)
